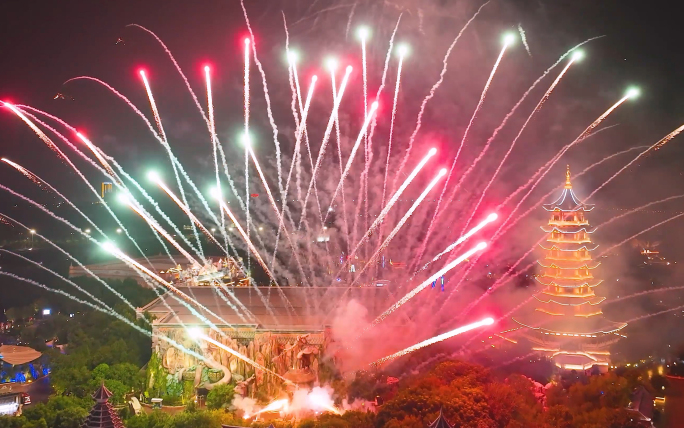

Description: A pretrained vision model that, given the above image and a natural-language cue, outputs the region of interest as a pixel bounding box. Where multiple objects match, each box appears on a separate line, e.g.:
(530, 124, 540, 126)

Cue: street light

(210, 228, 216, 236)
(116, 228, 122, 234)
(84, 228, 91, 234)
(29, 229, 35, 244)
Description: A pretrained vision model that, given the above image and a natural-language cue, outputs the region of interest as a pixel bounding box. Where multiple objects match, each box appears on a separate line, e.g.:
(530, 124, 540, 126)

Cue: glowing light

(287, 50, 299, 64)
(326, 57, 338, 71)
(371, 316, 495, 365)
(244, 37, 250, 45)
(503, 33, 516, 46)
(147, 170, 160, 182)
(29, 229, 36, 234)
(626, 87, 640, 99)
(572, 50, 584, 61)
(187, 327, 202, 339)
(204, 65, 210, 72)
(357, 26, 370, 40)
(397, 44, 409, 57)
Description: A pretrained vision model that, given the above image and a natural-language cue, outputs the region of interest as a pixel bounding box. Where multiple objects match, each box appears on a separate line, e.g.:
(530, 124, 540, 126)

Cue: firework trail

(205, 65, 225, 241)
(189, 328, 293, 384)
(299, 66, 354, 229)
(333, 148, 437, 280)
(456, 53, 580, 236)
(370, 317, 494, 366)
(330, 62, 351, 253)
(391, 1, 490, 194)
(3, 102, 151, 267)
(600, 212, 684, 256)
(292, 60, 323, 224)
(215, 196, 294, 315)
(417, 36, 513, 269)
(0, 271, 204, 361)
(518, 24, 531, 56)
(272, 76, 317, 273)
(0, 249, 121, 317)
(605, 285, 684, 305)
(322, 101, 379, 224)
(414, 213, 498, 276)
(119, 193, 200, 265)
(0, 187, 215, 326)
(442, 145, 652, 322)
(621, 303, 684, 324)
(586, 123, 684, 200)
(352, 168, 447, 282)
(0, 210, 142, 314)
(139, 71, 203, 258)
(492, 138, 639, 242)
(1, 158, 106, 238)
(360, 27, 369, 235)
(62, 77, 235, 257)
(493, 93, 636, 242)
(75, 132, 121, 183)
(245, 137, 310, 293)
(364, 242, 487, 333)
(409, 39, 602, 269)
(244, 37, 252, 272)
(381, 45, 406, 210)
(492, 352, 537, 369)
(103, 242, 239, 333)
(125, 24, 239, 253)
(150, 173, 228, 252)
(1, 158, 44, 186)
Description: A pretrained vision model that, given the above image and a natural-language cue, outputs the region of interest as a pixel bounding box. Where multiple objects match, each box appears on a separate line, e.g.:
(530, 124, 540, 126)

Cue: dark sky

(0, 0, 683, 254)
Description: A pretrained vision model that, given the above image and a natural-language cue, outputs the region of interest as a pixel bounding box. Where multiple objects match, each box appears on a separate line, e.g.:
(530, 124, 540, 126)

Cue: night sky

(1, 0, 684, 356)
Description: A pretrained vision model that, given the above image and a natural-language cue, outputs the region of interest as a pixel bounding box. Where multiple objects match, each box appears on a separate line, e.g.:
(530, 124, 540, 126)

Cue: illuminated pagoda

(514, 166, 626, 371)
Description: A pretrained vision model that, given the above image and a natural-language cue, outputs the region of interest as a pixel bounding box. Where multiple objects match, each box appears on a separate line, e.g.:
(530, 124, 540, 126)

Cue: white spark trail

(391, 1, 490, 194)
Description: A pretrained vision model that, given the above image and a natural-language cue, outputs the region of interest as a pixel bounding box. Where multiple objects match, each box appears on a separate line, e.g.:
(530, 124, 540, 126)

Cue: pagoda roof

(542, 166, 595, 212)
(81, 384, 125, 428)
(428, 409, 454, 428)
(535, 277, 603, 288)
(540, 225, 597, 234)
(537, 260, 600, 269)
(539, 243, 599, 252)
(93, 384, 113, 401)
(514, 315, 626, 336)
(534, 294, 605, 306)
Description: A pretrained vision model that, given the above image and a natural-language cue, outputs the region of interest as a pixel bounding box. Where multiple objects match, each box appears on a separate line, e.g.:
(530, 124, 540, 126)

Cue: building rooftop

(139, 286, 396, 330)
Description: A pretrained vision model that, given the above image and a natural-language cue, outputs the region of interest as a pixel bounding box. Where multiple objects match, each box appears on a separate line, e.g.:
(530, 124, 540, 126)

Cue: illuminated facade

(514, 166, 626, 371)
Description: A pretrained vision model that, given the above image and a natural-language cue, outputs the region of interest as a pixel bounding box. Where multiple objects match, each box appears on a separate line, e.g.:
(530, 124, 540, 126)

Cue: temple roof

(540, 225, 597, 234)
(534, 294, 605, 306)
(428, 409, 454, 428)
(139, 286, 395, 330)
(535, 277, 603, 288)
(0, 345, 42, 366)
(542, 166, 595, 212)
(81, 384, 124, 428)
(514, 315, 626, 335)
(537, 260, 601, 269)
(539, 243, 599, 252)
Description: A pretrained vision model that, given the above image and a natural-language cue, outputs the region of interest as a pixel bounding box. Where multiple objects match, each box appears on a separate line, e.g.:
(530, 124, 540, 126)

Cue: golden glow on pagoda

(512, 166, 626, 372)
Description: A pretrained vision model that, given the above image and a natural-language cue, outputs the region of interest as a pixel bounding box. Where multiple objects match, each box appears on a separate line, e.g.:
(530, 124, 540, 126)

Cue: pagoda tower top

(565, 165, 572, 189)
(80, 384, 125, 428)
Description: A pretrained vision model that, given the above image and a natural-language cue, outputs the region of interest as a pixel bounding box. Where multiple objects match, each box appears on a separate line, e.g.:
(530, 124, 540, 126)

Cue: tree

(52, 407, 88, 428)
(206, 384, 235, 410)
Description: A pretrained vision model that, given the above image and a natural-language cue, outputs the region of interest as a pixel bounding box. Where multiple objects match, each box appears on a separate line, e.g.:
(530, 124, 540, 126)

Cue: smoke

(231, 395, 258, 416)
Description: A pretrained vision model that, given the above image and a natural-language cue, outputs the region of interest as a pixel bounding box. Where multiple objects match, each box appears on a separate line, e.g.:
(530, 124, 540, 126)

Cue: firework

(370, 317, 494, 366)
(366, 242, 487, 331)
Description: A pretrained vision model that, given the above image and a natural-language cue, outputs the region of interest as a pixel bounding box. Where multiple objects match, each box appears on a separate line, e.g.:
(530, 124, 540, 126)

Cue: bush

(206, 383, 235, 410)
